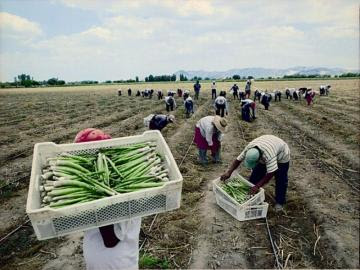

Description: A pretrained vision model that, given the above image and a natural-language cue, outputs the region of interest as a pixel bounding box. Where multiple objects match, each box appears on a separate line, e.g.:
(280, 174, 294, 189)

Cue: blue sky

(0, 0, 358, 81)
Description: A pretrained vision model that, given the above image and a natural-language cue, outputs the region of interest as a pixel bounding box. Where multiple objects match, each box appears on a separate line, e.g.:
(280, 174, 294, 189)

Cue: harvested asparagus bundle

(39, 142, 169, 208)
(221, 177, 253, 204)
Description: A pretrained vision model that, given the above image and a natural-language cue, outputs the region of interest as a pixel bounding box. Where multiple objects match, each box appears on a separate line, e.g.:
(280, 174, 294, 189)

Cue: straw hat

(168, 115, 175, 122)
(213, 116, 228, 133)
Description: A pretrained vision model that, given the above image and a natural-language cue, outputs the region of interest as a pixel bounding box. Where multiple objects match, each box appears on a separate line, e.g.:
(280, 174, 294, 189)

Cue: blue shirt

(149, 115, 169, 131)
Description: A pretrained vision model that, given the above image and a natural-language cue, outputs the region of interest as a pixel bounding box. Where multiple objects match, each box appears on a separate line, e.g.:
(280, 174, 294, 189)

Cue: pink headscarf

(74, 128, 111, 143)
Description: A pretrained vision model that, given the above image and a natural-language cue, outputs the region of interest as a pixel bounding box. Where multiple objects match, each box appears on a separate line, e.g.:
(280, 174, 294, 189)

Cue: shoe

(274, 204, 284, 212)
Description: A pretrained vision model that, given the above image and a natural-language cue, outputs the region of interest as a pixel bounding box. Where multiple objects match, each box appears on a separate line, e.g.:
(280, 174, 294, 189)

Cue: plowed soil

(0, 79, 358, 269)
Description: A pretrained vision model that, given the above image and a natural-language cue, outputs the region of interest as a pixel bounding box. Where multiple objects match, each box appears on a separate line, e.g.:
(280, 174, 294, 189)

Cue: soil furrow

(256, 105, 359, 268)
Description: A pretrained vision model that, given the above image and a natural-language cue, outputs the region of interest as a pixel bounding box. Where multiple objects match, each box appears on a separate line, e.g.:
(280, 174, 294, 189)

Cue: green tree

(47, 78, 59, 85)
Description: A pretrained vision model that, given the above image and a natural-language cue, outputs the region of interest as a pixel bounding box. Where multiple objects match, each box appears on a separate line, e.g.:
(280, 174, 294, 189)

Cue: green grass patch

(139, 253, 169, 269)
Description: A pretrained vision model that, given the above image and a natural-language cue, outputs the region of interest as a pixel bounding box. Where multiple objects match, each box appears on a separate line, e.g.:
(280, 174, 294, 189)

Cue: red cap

(74, 128, 111, 143)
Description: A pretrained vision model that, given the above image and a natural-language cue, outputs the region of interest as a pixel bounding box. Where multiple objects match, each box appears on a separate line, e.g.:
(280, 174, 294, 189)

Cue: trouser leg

(212, 147, 221, 162)
(252, 107, 256, 119)
(198, 149, 207, 164)
(275, 162, 289, 205)
(242, 107, 250, 122)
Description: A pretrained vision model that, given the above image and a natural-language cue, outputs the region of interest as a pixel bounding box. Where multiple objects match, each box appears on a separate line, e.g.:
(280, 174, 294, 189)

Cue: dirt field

(0, 79, 359, 269)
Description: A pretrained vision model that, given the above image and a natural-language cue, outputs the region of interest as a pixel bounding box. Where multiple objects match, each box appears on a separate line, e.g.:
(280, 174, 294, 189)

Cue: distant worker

(305, 88, 316, 106)
(241, 99, 256, 122)
(167, 90, 176, 97)
(128, 88, 132, 96)
(194, 115, 228, 164)
(245, 79, 252, 98)
(183, 90, 190, 101)
(261, 91, 272, 110)
(293, 89, 300, 101)
(221, 135, 290, 212)
(231, 83, 239, 100)
(214, 92, 229, 117)
(319, 85, 331, 96)
(118, 89, 122, 96)
(193, 80, 201, 100)
(165, 94, 176, 112)
(184, 96, 194, 118)
(136, 90, 141, 97)
(143, 89, 151, 98)
(144, 114, 175, 131)
(219, 90, 227, 98)
(239, 89, 246, 100)
(254, 89, 261, 101)
(177, 88, 183, 98)
(211, 81, 217, 99)
(274, 90, 282, 102)
(149, 89, 154, 99)
(157, 90, 163, 100)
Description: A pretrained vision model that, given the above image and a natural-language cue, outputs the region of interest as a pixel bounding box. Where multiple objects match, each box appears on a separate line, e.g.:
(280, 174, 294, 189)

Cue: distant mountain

(174, 66, 356, 79)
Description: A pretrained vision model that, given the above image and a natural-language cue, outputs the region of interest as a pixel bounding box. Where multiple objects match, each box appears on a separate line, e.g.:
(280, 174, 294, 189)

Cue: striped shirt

(237, 135, 290, 173)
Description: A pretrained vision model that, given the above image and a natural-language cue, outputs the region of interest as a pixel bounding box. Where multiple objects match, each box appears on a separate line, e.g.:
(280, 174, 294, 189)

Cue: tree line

(1, 72, 359, 88)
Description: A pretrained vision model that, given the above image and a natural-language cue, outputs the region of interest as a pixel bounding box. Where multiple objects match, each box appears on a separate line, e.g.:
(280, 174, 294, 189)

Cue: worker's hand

(220, 171, 231, 182)
(250, 185, 259, 195)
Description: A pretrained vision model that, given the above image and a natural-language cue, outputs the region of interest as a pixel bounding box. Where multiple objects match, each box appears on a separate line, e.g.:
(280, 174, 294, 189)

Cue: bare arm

(250, 172, 275, 194)
(220, 159, 241, 181)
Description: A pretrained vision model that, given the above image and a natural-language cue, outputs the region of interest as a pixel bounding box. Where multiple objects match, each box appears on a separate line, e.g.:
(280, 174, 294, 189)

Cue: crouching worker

(214, 92, 229, 117)
(157, 90, 163, 100)
(74, 128, 141, 270)
(165, 94, 176, 112)
(184, 96, 194, 118)
(183, 90, 190, 101)
(241, 99, 256, 122)
(261, 92, 272, 110)
(305, 88, 315, 106)
(144, 114, 175, 131)
(220, 135, 290, 212)
(194, 115, 228, 164)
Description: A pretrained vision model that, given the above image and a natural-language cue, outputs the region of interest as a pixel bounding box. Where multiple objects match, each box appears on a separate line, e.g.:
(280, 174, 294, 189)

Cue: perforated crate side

(217, 197, 238, 218)
(214, 188, 268, 221)
(27, 131, 183, 240)
(239, 203, 268, 221)
(212, 178, 265, 208)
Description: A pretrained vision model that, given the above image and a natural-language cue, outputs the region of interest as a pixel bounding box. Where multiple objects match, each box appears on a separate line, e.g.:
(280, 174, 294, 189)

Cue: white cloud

(0, 12, 43, 41)
(0, 1, 358, 81)
(316, 25, 358, 39)
(60, 0, 230, 17)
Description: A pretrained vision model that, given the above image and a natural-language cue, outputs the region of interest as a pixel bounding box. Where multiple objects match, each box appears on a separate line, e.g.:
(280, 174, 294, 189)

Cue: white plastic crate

(212, 174, 268, 221)
(26, 130, 183, 240)
(213, 173, 265, 208)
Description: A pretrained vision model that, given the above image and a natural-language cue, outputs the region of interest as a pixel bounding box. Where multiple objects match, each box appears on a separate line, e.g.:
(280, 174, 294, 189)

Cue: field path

(189, 99, 273, 269)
